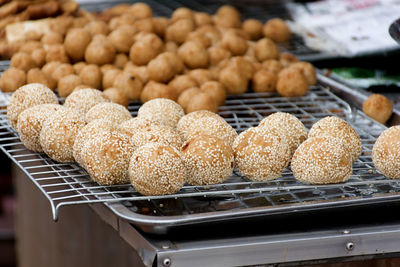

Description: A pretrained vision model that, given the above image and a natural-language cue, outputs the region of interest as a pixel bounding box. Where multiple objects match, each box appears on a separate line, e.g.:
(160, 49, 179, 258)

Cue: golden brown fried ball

(85, 35, 116, 65)
(214, 5, 241, 28)
(201, 81, 226, 106)
(108, 14, 136, 31)
(0, 67, 26, 92)
(85, 21, 110, 37)
(188, 69, 215, 85)
(280, 52, 298, 67)
(50, 16, 74, 36)
(134, 18, 154, 33)
(52, 63, 75, 82)
(73, 85, 92, 92)
(64, 28, 92, 62)
(163, 51, 184, 74)
(147, 53, 176, 83)
(41, 31, 63, 46)
(178, 41, 209, 69)
(263, 18, 291, 43)
(79, 64, 102, 89)
(124, 64, 149, 84)
(276, 67, 309, 97)
(186, 31, 212, 48)
(129, 33, 163, 65)
(362, 94, 393, 124)
(244, 41, 256, 59)
(165, 18, 195, 45)
(168, 75, 198, 97)
(103, 87, 129, 108)
(58, 74, 82, 97)
(113, 53, 129, 69)
(164, 41, 178, 53)
(42, 61, 62, 77)
(152, 17, 169, 38)
(230, 56, 256, 80)
(129, 2, 153, 19)
(187, 91, 218, 113)
(72, 17, 89, 29)
(194, 12, 213, 26)
(27, 68, 56, 91)
(197, 25, 222, 45)
(262, 59, 283, 75)
(102, 69, 121, 89)
(73, 62, 86, 74)
(255, 38, 280, 61)
(242, 19, 263, 40)
(140, 81, 176, 103)
(219, 65, 248, 95)
(252, 70, 277, 93)
(177, 87, 201, 112)
(10, 52, 36, 71)
(113, 72, 143, 100)
(208, 46, 231, 66)
(221, 30, 248, 56)
(171, 7, 194, 23)
(45, 44, 69, 63)
(31, 48, 46, 67)
(19, 41, 42, 54)
(290, 61, 317, 86)
(100, 64, 118, 74)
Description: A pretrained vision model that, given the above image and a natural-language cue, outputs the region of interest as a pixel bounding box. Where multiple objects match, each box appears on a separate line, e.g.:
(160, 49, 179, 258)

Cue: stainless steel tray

(1, 73, 399, 234)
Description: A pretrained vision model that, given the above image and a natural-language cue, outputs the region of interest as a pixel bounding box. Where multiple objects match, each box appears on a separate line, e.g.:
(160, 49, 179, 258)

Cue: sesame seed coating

(73, 119, 116, 168)
(17, 104, 63, 152)
(86, 102, 132, 124)
(233, 126, 290, 181)
(137, 98, 184, 128)
(181, 135, 234, 185)
(7, 83, 58, 130)
(291, 136, 352, 184)
(258, 112, 308, 156)
(130, 123, 183, 150)
(308, 116, 362, 162)
(129, 143, 186, 196)
(82, 130, 135, 185)
(118, 116, 162, 138)
(40, 108, 87, 162)
(64, 88, 109, 116)
(372, 126, 400, 179)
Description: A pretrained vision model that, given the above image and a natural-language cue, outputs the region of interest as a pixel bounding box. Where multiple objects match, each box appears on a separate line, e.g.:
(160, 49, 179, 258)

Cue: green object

(332, 67, 400, 88)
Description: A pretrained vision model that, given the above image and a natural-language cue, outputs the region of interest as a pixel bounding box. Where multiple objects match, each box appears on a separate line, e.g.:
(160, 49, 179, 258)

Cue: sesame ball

(233, 127, 290, 181)
(40, 108, 87, 162)
(258, 112, 307, 156)
(372, 126, 400, 179)
(82, 130, 135, 185)
(63, 88, 109, 115)
(129, 143, 186, 196)
(137, 98, 184, 128)
(130, 124, 183, 149)
(181, 135, 234, 185)
(291, 136, 352, 184)
(73, 119, 116, 168)
(17, 104, 63, 152)
(86, 102, 132, 124)
(308, 116, 362, 162)
(118, 116, 162, 138)
(7, 83, 58, 130)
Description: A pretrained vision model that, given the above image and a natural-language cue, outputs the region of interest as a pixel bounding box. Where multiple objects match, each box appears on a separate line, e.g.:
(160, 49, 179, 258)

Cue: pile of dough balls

(0, 2, 316, 114)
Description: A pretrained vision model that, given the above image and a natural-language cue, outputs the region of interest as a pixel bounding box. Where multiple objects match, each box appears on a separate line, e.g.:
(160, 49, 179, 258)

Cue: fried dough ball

(221, 30, 248, 56)
(52, 63, 75, 82)
(41, 31, 63, 46)
(19, 41, 42, 54)
(165, 18, 195, 45)
(242, 19, 263, 40)
(292, 136, 352, 184)
(129, 33, 163, 65)
(119, 117, 163, 137)
(50, 16, 74, 36)
(64, 28, 92, 62)
(17, 104, 62, 152)
(233, 127, 290, 181)
(230, 56, 256, 80)
(252, 70, 277, 93)
(219, 65, 248, 94)
(85, 35, 116, 65)
(108, 14, 135, 31)
(73, 85, 92, 92)
(85, 21, 110, 37)
(27, 68, 56, 91)
(138, 98, 185, 128)
(45, 44, 69, 63)
(163, 51, 184, 74)
(102, 69, 121, 89)
(42, 61, 62, 77)
(290, 62, 317, 86)
(130, 123, 183, 149)
(124, 64, 149, 84)
(186, 92, 218, 113)
(262, 59, 283, 75)
(0, 68, 26, 92)
(178, 41, 209, 69)
(188, 69, 215, 85)
(86, 102, 131, 124)
(177, 87, 201, 112)
(197, 25, 222, 45)
(164, 41, 178, 53)
(129, 143, 186, 196)
(372, 126, 400, 179)
(147, 53, 176, 83)
(108, 25, 136, 53)
(10, 52, 36, 72)
(113, 53, 129, 69)
(182, 135, 234, 185)
(152, 17, 169, 38)
(82, 130, 134, 185)
(103, 87, 129, 108)
(134, 18, 154, 33)
(208, 46, 231, 66)
(7, 83, 58, 129)
(308, 116, 362, 162)
(168, 75, 198, 97)
(79, 64, 102, 89)
(263, 18, 291, 43)
(201, 81, 226, 106)
(72, 17, 89, 29)
(30, 48, 46, 68)
(255, 38, 280, 62)
(276, 67, 309, 97)
(100, 64, 118, 74)
(259, 112, 308, 156)
(129, 2, 153, 19)
(177, 110, 222, 135)
(64, 88, 109, 115)
(57, 74, 82, 97)
(140, 81, 176, 103)
(171, 7, 194, 23)
(214, 5, 241, 28)
(194, 12, 213, 26)
(113, 72, 143, 100)
(72, 62, 86, 74)
(280, 52, 298, 67)
(362, 94, 393, 124)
